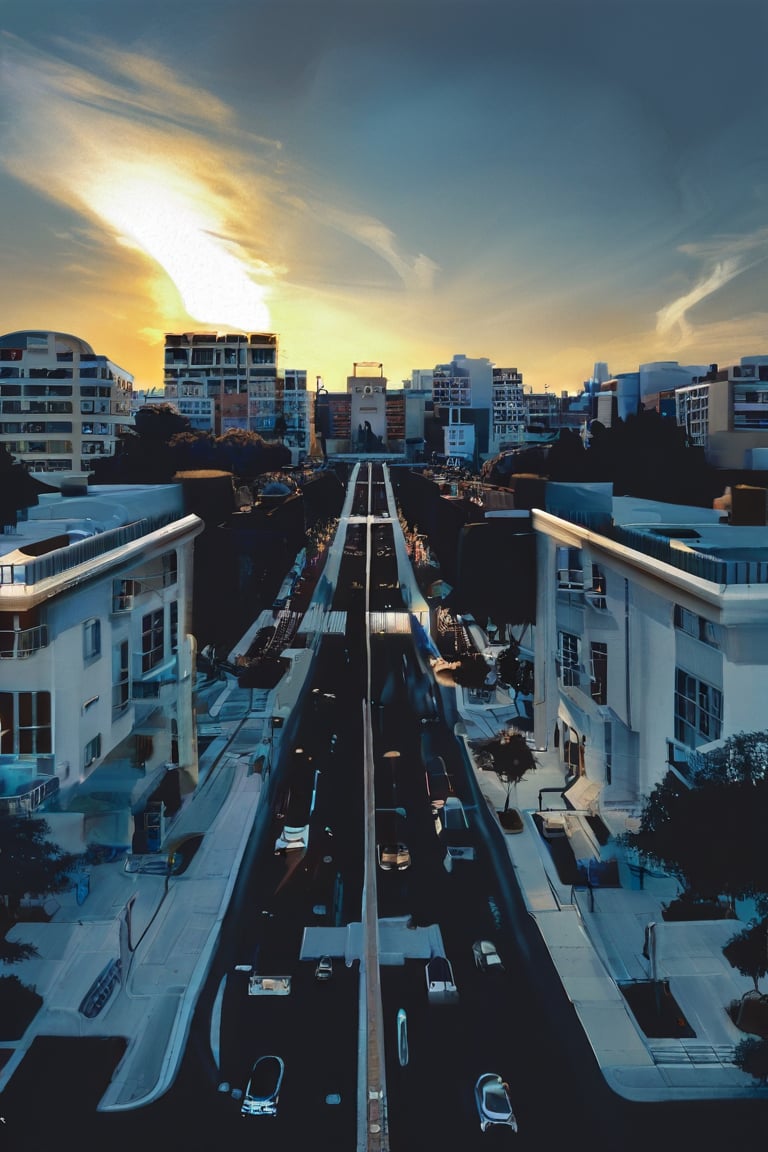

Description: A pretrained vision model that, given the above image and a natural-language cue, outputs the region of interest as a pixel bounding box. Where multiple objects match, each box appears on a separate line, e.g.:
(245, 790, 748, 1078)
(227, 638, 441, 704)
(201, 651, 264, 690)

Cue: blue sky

(1, 0, 767, 392)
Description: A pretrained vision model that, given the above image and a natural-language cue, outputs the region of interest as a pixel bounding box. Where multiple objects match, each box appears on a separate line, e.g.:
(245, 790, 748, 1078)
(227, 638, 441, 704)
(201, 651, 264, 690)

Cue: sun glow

(86, 163, 271, 331)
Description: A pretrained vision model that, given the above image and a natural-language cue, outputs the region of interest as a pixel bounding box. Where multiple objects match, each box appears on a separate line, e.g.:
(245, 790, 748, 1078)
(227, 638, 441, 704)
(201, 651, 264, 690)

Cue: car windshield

(249, 1058, 279, 1097)
(485, 1084, 510, 1113)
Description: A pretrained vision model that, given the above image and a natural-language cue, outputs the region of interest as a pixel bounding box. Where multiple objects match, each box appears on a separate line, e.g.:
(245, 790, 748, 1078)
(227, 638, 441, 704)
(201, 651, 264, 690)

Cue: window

(0, 691, 52, 755)
(162, 552, 178, 586)
(84, 734, 102, 769)
(558, 631, 581, 687)
(673, 605, 720, 647)
(141, 609, 164, 673)
(556, 547, 583, 589)
(169, 601, 178, 654)
(590, 642, 607, 704)
(83, 618, 101, 660)
(674, 668, 722, 749)
(112, 640, 130, 718)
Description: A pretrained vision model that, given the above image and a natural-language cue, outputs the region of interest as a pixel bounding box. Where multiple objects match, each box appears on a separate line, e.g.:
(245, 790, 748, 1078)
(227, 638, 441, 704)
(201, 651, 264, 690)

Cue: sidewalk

(0, 682, 266, 1107)
(453, 672, 765, 1102)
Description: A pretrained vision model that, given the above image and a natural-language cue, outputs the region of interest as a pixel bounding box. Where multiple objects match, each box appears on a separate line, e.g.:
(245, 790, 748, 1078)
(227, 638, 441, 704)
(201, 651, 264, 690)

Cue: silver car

(241, 1055, 284, 1117)
(472, 939, 504, 972)
(474, 1072, 518, 1132)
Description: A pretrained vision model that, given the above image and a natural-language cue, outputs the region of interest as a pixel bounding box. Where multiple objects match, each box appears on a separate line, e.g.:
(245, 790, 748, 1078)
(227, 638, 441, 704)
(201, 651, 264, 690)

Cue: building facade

(0, 483, 203, 850)
(0, 331, 134, 479)
(676, 356, 768, 469)
(532, 484, 768, 812)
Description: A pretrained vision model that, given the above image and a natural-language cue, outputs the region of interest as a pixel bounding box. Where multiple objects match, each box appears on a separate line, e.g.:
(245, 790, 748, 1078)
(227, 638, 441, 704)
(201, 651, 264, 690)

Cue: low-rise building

(0, 483, 203, 850)
(532, 483, 768, 811)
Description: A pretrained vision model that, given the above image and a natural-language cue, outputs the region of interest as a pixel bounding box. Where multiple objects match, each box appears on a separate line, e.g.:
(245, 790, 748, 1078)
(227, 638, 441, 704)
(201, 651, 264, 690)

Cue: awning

(563, 775, 602, 813)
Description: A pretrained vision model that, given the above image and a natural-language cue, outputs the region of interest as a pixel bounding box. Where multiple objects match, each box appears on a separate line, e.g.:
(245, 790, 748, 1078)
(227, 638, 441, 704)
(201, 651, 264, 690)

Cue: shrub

(733, 1035, 768, 1085)
(0, 975, 42, 1039)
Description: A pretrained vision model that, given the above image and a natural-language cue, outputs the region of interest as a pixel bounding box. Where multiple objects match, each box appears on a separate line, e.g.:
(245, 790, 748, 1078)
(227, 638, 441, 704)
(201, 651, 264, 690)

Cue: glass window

(0, 691, 52, 754)
(590, 642, 607, 704)
(558, 631, 581, 687)
(169, 601, 178, 654)
(141, 609, 164, 673)
(112, 640, 130, 718)
(84, 734, 102, 768)
(83, 618, 101, 660)
(674, 668, 722, 749)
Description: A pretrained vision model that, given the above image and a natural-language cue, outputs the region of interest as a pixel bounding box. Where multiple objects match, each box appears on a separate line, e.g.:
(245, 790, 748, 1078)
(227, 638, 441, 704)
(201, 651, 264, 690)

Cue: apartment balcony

(0, 624, 49, 658)
(0, 758, 59, 816)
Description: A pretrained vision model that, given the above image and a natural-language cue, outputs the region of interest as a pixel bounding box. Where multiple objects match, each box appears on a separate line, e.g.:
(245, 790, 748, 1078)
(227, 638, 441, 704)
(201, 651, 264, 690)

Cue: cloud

(0, 32, 437, 337)
(656, 229, 768, 345)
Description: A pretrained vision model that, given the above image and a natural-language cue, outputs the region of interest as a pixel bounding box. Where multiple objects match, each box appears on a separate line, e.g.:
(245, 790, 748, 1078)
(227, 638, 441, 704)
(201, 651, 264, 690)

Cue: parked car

(443, 795, 469, 831)
(472, 939, 504, 972)
(241, 1054, 284, 1117)
(315, 955, 333, 981)
(474, 1072, 518, 1132)
(396, 1007, 409, 1066)
(377, 840, 411, 871)
(425, 955, 459, 1003)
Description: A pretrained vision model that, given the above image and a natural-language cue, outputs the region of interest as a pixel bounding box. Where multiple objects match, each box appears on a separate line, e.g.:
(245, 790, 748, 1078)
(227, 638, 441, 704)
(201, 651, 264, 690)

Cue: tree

(470, 727, 537, 820)
(621, 732, 768, 905)
(496, 643, 534, 700)
(733, 1035, 768, 1085)
(133, 403, 190, 443)
(724, 918, 768, 993)
(0, 815, 81, 925)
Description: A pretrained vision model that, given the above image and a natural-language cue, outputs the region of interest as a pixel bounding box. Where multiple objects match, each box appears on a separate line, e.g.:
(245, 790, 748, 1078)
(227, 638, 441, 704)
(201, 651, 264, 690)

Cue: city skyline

(2, 0, 767, 394)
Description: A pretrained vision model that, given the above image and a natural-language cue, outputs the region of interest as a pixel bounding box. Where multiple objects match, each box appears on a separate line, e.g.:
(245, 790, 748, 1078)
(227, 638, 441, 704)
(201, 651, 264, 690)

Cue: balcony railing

(0, 624, 49, 658)
(0, 518, 171, 587)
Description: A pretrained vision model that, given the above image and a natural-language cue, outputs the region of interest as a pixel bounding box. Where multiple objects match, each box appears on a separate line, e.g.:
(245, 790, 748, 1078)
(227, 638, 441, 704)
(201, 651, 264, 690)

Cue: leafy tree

(733, 1035, 768, 1085)
(724, 918, 768, 993)
(621, 733, 768, 904)
(169, 430, 216, 471)
(470, 728, 537, 813)
(133, 403, 191, 443)
(496, 642, 534, 700)
(213, 429, 267, 477)
(0, 815, 81, 923)
(0, 974, 42, 1037)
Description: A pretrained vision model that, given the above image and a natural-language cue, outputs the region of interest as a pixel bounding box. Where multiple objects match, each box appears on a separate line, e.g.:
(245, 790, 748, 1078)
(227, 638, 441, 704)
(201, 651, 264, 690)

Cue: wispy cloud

(656, 229, 768, 345)
(0, 33, 436, 337)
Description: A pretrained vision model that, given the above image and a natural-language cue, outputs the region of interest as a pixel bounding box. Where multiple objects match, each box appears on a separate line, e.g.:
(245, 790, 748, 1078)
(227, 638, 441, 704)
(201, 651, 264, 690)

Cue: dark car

(474, 1072, 518, 1132)
(241, 1055, 284, 1117)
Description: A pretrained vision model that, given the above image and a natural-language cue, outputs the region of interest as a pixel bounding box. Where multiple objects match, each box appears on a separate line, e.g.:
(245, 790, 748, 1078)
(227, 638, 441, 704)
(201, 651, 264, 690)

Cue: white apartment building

(676, 356, 768, 469)
(532, 483, 768, 813)
(163, 332, 310, 455)
(0, 331, 134, 480)
(0, 484, 203, 850)
(490, 367, 525, 454)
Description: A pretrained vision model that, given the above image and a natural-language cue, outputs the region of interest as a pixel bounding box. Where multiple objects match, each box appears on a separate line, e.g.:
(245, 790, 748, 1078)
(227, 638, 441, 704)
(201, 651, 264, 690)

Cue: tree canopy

(622, 732, 768, 905)
(0, 815, 82, 963)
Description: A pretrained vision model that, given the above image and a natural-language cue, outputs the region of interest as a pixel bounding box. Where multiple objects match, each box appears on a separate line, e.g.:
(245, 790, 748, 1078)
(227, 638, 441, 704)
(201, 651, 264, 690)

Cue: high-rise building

(163, 332, 310, 459)
(0, 330, 134, 480)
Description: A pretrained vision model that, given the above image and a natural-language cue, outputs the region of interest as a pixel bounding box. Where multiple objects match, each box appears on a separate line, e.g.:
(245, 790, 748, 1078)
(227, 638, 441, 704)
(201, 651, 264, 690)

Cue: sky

(1, 0, 767, 394)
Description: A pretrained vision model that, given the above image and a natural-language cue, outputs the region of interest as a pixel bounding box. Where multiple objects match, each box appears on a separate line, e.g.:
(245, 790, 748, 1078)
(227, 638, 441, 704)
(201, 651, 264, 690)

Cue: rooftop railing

(610, 525, 768, 586)
(0, 514, 176, 587)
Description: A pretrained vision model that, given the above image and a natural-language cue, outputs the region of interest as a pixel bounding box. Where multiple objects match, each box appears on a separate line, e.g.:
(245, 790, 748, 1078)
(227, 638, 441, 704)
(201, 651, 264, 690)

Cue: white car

(472, 939, 504, 972)
(474, 1072, 518, 1132)
(241, 1054, 284, 1117)
(315, 955, 333, 981)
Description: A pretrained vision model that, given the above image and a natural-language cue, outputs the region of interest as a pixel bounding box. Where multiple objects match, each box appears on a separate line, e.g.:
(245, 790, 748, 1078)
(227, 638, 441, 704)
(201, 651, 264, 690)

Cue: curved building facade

(0, 330, 134, 479)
